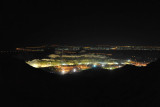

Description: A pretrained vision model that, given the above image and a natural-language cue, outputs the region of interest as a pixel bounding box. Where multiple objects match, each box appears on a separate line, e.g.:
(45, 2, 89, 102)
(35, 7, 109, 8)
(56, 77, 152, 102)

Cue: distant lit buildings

(27, 53, 149, 75)
(18, 44, 159, 75)
(16, 45, 160, 52)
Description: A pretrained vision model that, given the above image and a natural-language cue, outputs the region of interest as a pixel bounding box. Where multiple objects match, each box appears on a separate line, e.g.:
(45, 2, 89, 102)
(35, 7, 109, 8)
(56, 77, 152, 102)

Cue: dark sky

(1, 0, 160, 49)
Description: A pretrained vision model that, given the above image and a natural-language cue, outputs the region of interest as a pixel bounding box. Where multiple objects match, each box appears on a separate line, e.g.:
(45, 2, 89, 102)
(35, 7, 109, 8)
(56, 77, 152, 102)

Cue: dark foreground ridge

(0, 55, 160, 107)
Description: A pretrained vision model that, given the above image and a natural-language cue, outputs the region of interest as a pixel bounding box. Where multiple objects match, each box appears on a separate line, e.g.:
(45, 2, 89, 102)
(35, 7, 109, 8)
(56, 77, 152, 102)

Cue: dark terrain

(0, 55, 160, 107)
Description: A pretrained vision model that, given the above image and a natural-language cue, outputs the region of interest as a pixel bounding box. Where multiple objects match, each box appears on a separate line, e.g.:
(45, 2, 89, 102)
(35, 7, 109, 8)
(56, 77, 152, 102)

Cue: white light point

(102, 64, 105, 67)
(32, 64, 39, 68)
(127, 59, 131, 62)
(61, 70, 66, 75)
(114, 62, 118, 65)
(73, 68, 77, 72)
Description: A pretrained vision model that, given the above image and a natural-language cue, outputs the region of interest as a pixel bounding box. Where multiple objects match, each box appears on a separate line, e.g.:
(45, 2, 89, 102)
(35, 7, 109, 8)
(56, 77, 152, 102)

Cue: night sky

(2, 1, 160, 50)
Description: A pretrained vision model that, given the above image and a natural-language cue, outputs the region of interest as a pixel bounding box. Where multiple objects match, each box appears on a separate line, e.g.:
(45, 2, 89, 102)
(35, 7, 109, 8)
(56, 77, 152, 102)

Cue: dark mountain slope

(0, 55, 160, 107)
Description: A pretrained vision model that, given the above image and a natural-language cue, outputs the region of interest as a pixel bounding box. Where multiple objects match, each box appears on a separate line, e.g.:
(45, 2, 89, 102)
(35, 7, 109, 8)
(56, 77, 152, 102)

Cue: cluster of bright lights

(26, 58, 149, 75)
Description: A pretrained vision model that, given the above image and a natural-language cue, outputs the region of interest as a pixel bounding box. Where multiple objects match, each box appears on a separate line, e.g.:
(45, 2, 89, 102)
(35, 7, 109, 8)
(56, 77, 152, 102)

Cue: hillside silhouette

(0, 55, 160, 107)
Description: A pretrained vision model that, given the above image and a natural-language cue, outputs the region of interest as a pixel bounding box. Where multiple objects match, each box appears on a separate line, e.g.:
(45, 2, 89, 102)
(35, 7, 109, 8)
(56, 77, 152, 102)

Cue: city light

(27, 57, 149, 75)
(73, 68, 77, 72)
(61, 70, 66, 75)
(102, 64, 105, 67)
(127, 59, 131, 62)
(114, 62, 119, 65)
(32, 64, 39, 68)
(93, 65, 97, 68)
(25, 45, 153, 75)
